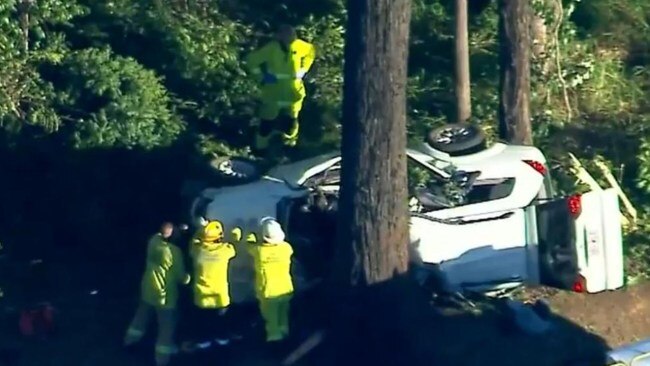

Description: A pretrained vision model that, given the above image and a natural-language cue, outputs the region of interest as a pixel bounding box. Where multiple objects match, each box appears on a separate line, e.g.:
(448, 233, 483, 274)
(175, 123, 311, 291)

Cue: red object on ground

(19, 311, 35, 337)
(18, 304, 56, 337)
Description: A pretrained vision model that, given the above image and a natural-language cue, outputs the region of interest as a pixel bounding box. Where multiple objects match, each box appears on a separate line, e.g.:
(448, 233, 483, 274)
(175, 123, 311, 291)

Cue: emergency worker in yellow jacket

(245, 217, 294, 342)
(186, 220, 236, 349)
(124, 222, 190, 366)
(245, 24, 316, 154)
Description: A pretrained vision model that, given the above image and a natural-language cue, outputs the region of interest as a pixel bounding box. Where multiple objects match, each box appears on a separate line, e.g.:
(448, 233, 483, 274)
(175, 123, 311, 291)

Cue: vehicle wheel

(206, 156, 262, 184)
(426, 123, 486, 156)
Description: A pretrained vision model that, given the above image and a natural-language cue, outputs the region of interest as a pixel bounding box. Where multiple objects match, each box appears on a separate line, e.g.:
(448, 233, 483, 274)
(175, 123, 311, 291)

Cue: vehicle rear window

(407, 158, 516, 209)
(464, 178, 516, 204)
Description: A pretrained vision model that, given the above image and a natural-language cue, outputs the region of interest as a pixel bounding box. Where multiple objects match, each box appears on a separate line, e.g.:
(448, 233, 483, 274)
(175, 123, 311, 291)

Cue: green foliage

(138, 6, 255, 122)
(53, 47, 184, 149)
(0, 0, 86, 133)
(1, 0, 650, 272)
(282, 14, 347, 155)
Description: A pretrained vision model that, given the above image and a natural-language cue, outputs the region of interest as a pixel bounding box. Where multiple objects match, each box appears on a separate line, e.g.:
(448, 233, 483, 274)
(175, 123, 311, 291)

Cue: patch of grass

(624, 224, 650, 284)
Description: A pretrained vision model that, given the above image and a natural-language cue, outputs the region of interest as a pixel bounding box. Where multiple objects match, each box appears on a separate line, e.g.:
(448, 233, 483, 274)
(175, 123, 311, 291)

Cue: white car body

(607, 337, 650, 365)
(190, 143, 624, 303)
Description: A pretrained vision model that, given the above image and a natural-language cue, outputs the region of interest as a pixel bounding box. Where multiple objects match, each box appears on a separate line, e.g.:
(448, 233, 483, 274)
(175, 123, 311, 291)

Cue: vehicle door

(530, 188, 624, 293)
(407, 156, 536, 290)
(412, 210, 529, 291)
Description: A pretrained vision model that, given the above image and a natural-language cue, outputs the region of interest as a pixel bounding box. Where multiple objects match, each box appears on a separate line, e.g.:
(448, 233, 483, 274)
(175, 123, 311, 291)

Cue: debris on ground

(502, 299, 553, 335)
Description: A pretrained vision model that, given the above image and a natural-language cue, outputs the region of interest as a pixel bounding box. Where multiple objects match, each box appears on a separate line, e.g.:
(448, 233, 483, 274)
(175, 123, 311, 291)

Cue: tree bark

(19, 0, 33, 54)
(498, 0, 533, 145)
(336, 0, 411, 288)
(329, 0, 416, 364)
(455, 0, 471, 123)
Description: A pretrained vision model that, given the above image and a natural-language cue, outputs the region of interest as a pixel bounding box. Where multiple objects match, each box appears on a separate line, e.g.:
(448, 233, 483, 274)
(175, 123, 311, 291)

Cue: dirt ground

(548, 283, 650, 347)
(2, 258, 650, 366)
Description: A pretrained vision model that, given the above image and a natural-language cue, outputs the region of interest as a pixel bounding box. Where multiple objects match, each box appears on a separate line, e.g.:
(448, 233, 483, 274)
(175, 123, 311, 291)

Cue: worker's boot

(154, 346, 178, 366)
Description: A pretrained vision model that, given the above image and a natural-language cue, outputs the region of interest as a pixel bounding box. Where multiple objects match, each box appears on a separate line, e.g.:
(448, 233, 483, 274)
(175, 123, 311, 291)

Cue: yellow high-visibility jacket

(140, 234, 190, 309)
(189, 238, 236, 308)
(245, 39, 316, 105)
(247, 240, 294, 299)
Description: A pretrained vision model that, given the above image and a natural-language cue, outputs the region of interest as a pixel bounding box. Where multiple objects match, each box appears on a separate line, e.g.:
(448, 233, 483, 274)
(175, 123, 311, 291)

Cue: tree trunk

(19, 0, 32, 54)
(455, 0, 471, 123)
(329, 0, 418, 364)
(336, 0, 411, 288)
(339, 0, 411, 286)
(497, 0, 533, 145)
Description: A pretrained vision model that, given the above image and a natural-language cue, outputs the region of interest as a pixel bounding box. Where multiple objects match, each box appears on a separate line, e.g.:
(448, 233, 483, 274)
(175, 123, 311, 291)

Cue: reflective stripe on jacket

(189, 238, 236, 308)
(245, 39, 316, 104)
(140, 234, 189, 309)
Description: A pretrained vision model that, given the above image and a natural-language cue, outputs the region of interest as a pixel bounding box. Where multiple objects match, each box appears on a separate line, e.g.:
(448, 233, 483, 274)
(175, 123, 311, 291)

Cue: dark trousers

(258, 115, 296, 138)
(193, 307, 230, 342)
(254, 115, 299, 158)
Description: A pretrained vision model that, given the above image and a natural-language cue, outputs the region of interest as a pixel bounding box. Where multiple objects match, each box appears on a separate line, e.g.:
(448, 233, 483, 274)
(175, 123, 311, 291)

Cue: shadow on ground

(0, 255, 610, 366)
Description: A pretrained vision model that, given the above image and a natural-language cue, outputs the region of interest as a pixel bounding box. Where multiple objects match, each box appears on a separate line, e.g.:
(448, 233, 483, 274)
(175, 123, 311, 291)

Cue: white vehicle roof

(267, 152, 341, 186)
(416, 142, 547, 167)
(267, 148, 455, 186)
(267, 142, 547, 187)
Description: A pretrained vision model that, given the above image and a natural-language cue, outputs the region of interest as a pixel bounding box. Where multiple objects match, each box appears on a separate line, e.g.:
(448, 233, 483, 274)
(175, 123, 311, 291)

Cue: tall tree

(336, 0, 411, 294)
(455, 0, 471, 123)
(330, 0, 414, 364)
(497, 0, 533, 144)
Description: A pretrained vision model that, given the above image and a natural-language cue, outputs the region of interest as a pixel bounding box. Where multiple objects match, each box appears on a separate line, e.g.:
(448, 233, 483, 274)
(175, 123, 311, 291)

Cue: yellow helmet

(202, 221, 224, 242)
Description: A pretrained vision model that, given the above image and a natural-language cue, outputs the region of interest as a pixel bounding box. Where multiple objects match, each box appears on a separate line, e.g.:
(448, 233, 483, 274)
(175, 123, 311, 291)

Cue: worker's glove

(261, 72, 277, 84)
(246, 233, 258, 244)
(230, 227, 243, 243)
(295, 70, 307, 80)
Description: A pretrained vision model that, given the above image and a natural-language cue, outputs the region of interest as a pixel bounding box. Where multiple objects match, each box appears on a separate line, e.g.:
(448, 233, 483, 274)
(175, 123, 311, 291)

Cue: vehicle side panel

(413, 209, 528, 291)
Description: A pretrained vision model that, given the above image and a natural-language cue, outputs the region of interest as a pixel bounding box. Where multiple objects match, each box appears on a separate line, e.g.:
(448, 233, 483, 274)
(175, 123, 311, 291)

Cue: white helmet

(260, 217, 285, 244)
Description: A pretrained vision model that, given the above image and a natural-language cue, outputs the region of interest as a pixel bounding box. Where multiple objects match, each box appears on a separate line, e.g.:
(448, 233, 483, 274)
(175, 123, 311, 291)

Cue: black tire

(180, 156, 262, 228)
(426, 123, 487, 156)
(207, 156, 262, 184)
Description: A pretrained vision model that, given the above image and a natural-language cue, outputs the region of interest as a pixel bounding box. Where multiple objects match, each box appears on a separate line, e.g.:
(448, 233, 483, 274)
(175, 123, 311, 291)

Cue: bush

(52, 47, 184, 149)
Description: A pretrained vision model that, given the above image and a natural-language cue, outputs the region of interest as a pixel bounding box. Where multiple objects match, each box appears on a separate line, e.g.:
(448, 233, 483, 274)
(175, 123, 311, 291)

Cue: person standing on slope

(183, 220, 237, 352)
(245, 24, 316, 158)
(245, 217, 294, 343)
(124, 222, 190, 366)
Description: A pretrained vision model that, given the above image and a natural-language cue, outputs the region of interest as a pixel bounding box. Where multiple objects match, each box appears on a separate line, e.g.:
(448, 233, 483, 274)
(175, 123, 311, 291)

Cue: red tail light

(523, 160, 547, 175)
(572, 275, 586, 293)
(568, 194, 582, 217)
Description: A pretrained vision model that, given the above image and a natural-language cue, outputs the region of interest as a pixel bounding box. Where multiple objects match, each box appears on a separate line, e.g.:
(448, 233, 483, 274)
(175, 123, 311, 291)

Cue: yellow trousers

(124, 302, 177, 366)
(258, 294, 292, 342)
(255, 98, 304, 150)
